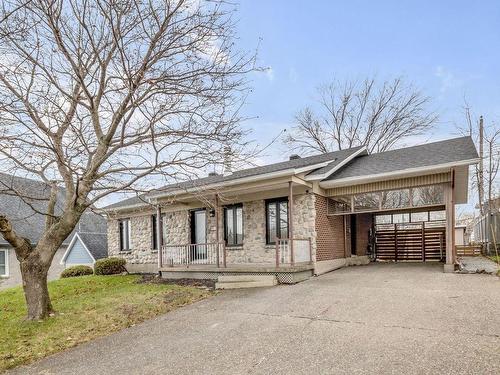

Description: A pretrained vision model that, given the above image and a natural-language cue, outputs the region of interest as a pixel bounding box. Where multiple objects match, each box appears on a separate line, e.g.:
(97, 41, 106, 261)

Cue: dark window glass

(266, 198, 288, 244)
(0, 250, 6, 276)
(151, 215, 158, 250)
(224, 204, 243, 246)
(119, 219, 131, 251)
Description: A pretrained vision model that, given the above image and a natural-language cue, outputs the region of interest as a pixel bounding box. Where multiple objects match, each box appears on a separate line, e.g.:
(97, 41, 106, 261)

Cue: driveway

(10, 263, 500, 374)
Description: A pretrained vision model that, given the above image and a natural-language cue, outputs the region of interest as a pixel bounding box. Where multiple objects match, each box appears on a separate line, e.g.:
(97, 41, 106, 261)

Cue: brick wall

(315, 195, 346, 261)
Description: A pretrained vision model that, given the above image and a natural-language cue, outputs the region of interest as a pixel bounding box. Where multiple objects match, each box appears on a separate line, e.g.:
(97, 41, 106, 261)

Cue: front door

(191, 210, 207, 261)
(350, 215, 357, 256)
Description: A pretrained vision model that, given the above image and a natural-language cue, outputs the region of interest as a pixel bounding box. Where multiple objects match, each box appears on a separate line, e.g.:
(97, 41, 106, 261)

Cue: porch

(157, 238, 314, 284)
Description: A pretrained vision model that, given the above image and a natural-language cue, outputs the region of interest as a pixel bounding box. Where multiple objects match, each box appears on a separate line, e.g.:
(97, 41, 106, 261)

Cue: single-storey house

(61, 232, 108, 268)
(103, 136, 479, 283)
(0, 173, 107, 289)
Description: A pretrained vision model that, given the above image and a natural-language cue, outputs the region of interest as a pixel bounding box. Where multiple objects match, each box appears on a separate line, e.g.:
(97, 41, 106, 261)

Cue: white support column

(444, 179, 455, 273)
(288, 181, 294, 265)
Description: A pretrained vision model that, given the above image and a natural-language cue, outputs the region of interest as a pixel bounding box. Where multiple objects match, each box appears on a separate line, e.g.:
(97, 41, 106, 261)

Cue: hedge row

(60, 257, 127, 278)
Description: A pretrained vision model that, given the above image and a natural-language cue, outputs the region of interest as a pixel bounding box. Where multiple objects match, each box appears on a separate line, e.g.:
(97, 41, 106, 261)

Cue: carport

(322, 161, 476, 272)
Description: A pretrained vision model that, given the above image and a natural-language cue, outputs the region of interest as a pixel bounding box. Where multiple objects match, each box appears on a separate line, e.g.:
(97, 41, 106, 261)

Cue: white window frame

(0, 249, 9, 277)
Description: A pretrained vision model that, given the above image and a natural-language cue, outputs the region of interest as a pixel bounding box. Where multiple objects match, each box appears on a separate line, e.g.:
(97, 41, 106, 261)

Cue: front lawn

(0, 275, 211, 371)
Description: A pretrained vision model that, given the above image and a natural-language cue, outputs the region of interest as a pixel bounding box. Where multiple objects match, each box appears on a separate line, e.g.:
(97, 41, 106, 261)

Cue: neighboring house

(0, 173, 107, 289)
(472, 196, 500, 254)
(61, 232, 108, 268)
(103, 136, 479, 282)
(455, 225, 468, 246)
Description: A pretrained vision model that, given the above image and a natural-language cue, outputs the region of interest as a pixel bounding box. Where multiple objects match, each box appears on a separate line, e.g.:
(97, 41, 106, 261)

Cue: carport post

(444, 177, 455, 273)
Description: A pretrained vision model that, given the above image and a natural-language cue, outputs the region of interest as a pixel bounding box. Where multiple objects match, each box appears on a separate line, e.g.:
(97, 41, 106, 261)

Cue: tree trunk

(20, 257, 53, 320)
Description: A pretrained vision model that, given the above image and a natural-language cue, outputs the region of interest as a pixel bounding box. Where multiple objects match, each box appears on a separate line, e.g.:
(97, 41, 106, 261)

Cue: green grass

(488, 255, 500, 264)
(0, 275, 211, 371)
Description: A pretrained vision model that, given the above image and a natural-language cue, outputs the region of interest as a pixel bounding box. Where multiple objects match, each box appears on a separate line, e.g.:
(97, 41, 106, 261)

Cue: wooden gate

(375, 222, 446, 262)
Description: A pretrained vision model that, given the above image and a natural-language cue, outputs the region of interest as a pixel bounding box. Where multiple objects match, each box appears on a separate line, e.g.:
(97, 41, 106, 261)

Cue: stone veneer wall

(108, 214, 157, 265)
(221, 193, 316, 264)
(107, 192, 318, 267)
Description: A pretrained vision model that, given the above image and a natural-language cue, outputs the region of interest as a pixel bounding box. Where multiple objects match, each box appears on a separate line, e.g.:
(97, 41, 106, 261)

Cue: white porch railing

(159, 238, 313, 268)
(275, 238, 312, 267)
(160, 242, 226, 268)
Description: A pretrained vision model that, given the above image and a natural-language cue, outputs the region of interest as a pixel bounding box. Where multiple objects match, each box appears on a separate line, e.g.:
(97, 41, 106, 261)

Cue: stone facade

(163, 210, 190, 245)
(107, 192, 318, 267)
(108, 214, 157, 266)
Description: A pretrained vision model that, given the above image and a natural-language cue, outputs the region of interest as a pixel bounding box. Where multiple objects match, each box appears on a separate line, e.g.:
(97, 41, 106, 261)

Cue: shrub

(94, 257, 127, 275)
(61, 265, 93, 278)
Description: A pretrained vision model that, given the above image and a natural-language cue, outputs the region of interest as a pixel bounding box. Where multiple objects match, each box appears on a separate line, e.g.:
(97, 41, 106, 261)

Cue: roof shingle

(324, 136, 478, 181)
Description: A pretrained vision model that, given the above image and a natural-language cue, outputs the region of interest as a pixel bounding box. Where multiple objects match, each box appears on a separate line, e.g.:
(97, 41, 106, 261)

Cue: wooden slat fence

(375, 222, 446, 262)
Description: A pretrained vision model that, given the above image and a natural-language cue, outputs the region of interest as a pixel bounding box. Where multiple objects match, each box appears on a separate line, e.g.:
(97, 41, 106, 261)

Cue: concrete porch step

(215, 275, 278, 289)
(217, 275, 277, 283)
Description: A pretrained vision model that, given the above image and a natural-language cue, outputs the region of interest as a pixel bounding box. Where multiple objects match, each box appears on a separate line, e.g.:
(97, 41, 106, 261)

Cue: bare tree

(0, 0, 255, 320)
(284, 77, 437, 154)
(461, 105, 500, 216)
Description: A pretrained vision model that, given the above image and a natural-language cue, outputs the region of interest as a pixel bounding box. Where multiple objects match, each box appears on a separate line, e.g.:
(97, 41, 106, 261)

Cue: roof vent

(289, 154, 301, 160)
(208, 172, 219, 177)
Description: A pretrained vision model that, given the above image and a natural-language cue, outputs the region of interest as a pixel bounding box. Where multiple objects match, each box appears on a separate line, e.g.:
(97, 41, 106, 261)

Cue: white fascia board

(319, 158, 481, 189)
(60, 233, 78, 264)
(145, 159, 337, 201)
(305, 147, 367, 181)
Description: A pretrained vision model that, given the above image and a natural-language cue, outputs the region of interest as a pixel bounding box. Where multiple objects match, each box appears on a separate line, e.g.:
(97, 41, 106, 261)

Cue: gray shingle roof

(306, 146, 366, 177)
(0, 173, 107, 246)
(77, 232, 108, 260)
(324, 136, 478, 181)
(104, 136, 479, 211)
(104, 147, 363, 210)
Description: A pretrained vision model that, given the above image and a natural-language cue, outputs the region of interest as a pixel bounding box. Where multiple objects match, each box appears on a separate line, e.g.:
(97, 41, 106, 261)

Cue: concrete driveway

(11, 263, 500, 375)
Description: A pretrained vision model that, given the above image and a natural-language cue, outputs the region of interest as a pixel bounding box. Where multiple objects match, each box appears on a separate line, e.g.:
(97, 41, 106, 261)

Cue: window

(224, 204, 243, 246)
(151, 215, 158, 250)
(429, 210, 446, 221)
(266, 198, 288, 244)
(412, 185, 445, 207)
(0, 250, 7, 277)
(354, 192, 380, 211)
(392, 213, 410, 224)
(330, 196, 351, 214)
(381, 189, 410, 209)
(119, 219, 131, 251)
(375, 214, 392, 224)
(411, 211, 429, 222)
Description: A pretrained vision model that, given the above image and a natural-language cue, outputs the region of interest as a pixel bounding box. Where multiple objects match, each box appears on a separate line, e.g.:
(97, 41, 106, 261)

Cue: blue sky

(234, 0, 500, 162)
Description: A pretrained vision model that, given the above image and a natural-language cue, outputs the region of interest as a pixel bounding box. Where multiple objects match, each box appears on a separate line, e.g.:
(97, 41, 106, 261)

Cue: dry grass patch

(0, 275, 211, 372)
